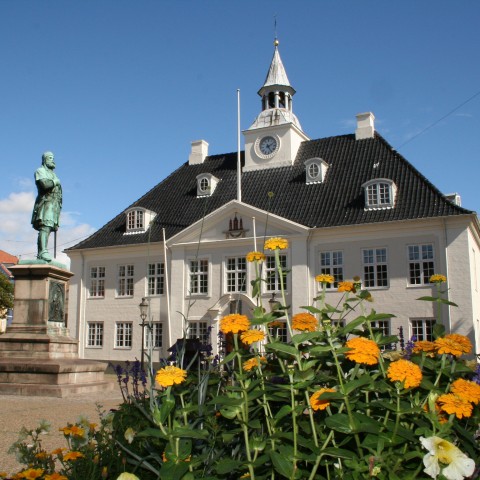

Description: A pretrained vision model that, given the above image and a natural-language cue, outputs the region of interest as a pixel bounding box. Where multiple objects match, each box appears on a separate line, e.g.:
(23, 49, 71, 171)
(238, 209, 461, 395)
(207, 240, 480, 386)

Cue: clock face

(259, 136, 278, 156)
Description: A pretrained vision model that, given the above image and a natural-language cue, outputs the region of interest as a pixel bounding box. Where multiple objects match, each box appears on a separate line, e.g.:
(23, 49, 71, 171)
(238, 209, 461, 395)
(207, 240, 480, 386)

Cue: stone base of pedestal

(0, 358, 114, 397)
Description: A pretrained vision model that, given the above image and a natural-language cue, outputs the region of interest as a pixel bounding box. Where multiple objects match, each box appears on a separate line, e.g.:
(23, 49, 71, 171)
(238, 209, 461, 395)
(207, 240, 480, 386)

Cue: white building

(66, 42, 480, 363)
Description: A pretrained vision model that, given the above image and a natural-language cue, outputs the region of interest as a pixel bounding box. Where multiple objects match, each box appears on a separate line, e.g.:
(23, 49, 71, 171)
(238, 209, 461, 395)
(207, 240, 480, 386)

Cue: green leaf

(215, 459, 242, 474)
(291, 331, 325, 345)
(172, 427, 209, 439)
(339, 316, 367, 335)
(160, 461, 190, 480)
(324, 413, 353, 433)
(320, 447, 356, 460)
(266, 341, 299, 356)
(274, 404, 292, 421)
(271, 451, 296, 479)
(299, 305, 323, 314)
(157, 398, 175, 424)
(343, 374, 373, 394)
(210, 395, 243, 406)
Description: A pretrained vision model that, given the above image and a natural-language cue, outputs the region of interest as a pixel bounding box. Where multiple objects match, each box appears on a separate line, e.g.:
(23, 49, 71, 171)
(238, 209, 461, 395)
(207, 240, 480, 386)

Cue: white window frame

(268, 322, 288, 343)
(305, 157, 328, 184)
(371, 319, 391, 351)
(148, 262, 165, 296)
(265, 254, 288, 293)
(86, 322, 104, 348)
(410, 318, 435, 342)
(187, 321, 209, 343)
(363, 179, 396, 209)
(115, 322, 133, 349)
(407, 244, 435, 286)
(188, 258, 209, 296)
(225, 256, 247, 293)
(363, 248, 388, 288)
(89, 266, 105, 298)
(117, 264, 134, 297)
(319, 250, 344, 289)
(145, 322, 163, 349)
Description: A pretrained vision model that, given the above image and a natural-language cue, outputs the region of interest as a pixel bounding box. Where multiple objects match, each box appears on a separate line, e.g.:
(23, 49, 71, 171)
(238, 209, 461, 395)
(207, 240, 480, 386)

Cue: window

(229, 299, 243, 314)
(363, 248, 388, 288)
(305, 158, 328, 184)
(118, 265, 134, 297)
(308, 163, 320, 179)
(410, 318, 435, 341)
(187, 321, 209, 343)
(363, 179, 396, 209)
(115, 322, 132, 348)
(265, 254, 287, 292)
(145, 323, 163, 349)
(320, 251, 344, 288)
(226, 257, 247, 293)
(89, 266, 105, 297)
(148, 262, 165, 295)
(189, 259, 209, 295)
(371, 320, 391, 351)
(199, 178, 209, 192)
(268, 322, 288, 343)
(87, 322, 103, 347)
(196, 174, 219, 197)
(127, 210, 144, 230)
(408, 244, 434, 285)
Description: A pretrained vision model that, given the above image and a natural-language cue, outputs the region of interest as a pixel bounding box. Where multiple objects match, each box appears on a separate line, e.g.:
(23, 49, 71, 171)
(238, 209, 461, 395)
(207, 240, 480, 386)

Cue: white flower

(124, 427, 136, 444)
(117, 473, 140, 480)
(420, 436, 475, 480)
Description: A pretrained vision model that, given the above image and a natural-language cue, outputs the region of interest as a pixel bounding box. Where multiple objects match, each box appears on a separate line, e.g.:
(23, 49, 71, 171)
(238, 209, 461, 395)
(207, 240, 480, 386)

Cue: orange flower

(155, 366, 187, 388)
(240, 329, 265, 345)
(450, 378, 480, 404)
(345, 337, 380, 365)
(45, 474, 68, 480)
(264, 237, 289, 250)
(310, 388, 336, 411)
(19, 469, 44, 479)
(268, 320, 285, 328)
(59, 425, 85, 437)
(387, 359, 423, 388)
(437, 393, 473, 419)
(435, 334, 472, 357)
(315, 274, 334, 284)
(50, 448, 65, 456)
(413, 340, 437, 356)
(220, 314, 250, 334)
(63, 451, 84, 461)
(35, 451, 48, 459)
(243, 356, 266, 371)
(292, 312, 318, 332)
(246, 251, 266, 263)
(338, 281, 356, 293)
(429, 274, 447, 284)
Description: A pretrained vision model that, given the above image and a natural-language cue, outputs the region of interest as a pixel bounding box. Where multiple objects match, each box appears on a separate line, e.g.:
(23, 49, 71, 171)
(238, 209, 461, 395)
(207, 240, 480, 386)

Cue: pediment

(167, 200, 309, 247)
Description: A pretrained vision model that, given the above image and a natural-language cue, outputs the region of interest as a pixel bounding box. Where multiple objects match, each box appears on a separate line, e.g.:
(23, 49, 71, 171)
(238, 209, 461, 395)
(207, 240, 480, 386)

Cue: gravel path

(0, 376, 124, 475)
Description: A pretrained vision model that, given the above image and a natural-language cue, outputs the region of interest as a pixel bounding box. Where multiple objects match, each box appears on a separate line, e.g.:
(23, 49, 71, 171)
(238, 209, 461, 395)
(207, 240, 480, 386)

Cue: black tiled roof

(67, 133, 471, 251)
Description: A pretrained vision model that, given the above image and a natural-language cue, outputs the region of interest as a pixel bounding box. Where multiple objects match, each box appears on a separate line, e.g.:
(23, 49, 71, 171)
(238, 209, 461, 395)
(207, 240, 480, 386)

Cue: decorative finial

(274, 14, 279, 47)
(274, 38, 279, 47)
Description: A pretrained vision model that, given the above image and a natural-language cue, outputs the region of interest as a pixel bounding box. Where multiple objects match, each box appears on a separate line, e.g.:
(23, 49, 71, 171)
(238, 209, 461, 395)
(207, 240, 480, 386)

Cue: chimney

(445, 193, 462, 206)
(189, 140, 209, 165)
(355, 112, 375, 140)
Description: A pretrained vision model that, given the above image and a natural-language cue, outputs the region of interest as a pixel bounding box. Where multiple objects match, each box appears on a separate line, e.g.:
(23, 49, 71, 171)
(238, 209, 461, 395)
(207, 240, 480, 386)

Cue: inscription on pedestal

(49, 281, 65, 323)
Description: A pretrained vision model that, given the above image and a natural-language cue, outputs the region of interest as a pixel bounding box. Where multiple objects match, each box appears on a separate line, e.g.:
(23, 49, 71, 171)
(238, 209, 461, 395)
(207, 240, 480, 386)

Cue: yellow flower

(429, 274, 447, 284)
(35, 451, 48, 459)
(315, 274, 334, 284)
(240, 329, 265, 345)
(246, 251, 266, 262)
(413, 340, 437, 356)
(45, 474, 68, 480)
(19, 470, 44, 479)
(437, 393, 473, 419)
(243, 357, 266, 371)
(124, 427, 136, 444)
(50, 448, 65, 456)
(387, 359, 423, 388)
(420, 436, 475, 480)
(435, 334, 472, 357)
(338, 281, 356, 293)
(450, 378, 480, 405)
(116, 474, 141, 480)
(59, 425, 85, 437)
(220, 313, 250, 334)
(292, 312, 318, 332)
(155, 366, 187, 388)
(310, 388, 336, 411)
(345, 337, 380, 365)
(268, 320, 285, 328)
(264, 237, 289, 250)
(63, 451, 84, 461)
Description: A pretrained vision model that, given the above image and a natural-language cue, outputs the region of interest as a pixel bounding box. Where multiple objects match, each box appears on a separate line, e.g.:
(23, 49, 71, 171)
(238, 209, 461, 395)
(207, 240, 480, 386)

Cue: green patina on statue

(31, 151, 62, 262)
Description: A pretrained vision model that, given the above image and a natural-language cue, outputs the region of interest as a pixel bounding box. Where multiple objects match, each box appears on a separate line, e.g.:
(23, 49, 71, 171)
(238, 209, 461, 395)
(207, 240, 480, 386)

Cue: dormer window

(196, 173, 219, 197)
(362, 179, 397, 209)
(305, 158, 328, 184)
(125, 208, 156, 234)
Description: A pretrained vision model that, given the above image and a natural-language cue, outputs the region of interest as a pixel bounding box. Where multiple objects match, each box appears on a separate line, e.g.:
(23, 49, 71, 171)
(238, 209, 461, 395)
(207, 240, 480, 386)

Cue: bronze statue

(31, 151, 62, 261)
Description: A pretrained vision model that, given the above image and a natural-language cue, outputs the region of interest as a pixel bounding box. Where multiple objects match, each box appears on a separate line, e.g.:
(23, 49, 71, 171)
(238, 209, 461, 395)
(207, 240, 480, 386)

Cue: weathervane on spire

(274, 14, 279, 46)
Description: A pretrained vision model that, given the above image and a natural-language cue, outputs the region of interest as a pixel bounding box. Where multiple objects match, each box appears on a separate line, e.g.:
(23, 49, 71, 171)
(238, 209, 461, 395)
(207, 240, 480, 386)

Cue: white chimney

(355, 112, 375, 140)
(188, 140, 209, 165)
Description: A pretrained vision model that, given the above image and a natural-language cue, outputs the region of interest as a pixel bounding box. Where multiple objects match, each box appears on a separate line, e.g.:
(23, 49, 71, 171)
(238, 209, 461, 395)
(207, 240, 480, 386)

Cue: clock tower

(243, 40, 309, 172)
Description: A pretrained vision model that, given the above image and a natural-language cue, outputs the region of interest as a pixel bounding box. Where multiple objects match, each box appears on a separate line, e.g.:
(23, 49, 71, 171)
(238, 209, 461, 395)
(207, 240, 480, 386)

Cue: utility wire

(397, 89, 480, 149)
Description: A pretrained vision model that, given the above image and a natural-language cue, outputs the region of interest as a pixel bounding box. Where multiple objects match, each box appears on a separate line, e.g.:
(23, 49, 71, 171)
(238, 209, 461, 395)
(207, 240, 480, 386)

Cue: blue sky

(1, 1, 479, 265)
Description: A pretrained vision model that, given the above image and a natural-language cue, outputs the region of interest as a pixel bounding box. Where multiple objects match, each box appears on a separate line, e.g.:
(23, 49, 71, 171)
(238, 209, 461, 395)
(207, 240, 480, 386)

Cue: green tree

(0, 274, 14, 314)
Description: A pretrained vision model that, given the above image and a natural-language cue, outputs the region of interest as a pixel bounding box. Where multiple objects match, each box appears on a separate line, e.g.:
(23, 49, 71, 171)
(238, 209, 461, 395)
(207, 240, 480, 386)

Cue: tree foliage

(0, 273, 14, 314)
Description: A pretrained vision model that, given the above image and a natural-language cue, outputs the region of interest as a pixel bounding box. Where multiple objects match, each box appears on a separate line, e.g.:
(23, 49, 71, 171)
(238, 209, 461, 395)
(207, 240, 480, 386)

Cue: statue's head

(42, 151, 55, 168)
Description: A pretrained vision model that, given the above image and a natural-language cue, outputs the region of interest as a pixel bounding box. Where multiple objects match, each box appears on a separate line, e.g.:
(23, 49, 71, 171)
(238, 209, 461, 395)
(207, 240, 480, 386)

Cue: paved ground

(0, 375, 124, 475)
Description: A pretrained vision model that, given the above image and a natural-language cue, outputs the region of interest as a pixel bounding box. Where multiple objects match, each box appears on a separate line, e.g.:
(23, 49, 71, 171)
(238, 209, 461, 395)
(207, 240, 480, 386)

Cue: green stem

(288, 372, 298, 479)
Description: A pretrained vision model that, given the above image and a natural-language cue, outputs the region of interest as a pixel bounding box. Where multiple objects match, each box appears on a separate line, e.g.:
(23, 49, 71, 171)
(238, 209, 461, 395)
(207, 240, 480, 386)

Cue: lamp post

(138, 297, 149, 371)
(268, 292, 280, 312)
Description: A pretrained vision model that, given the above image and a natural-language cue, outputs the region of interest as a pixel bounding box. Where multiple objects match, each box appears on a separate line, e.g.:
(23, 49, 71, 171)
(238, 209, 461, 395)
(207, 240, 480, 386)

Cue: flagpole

(237, 89, 241, 202)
